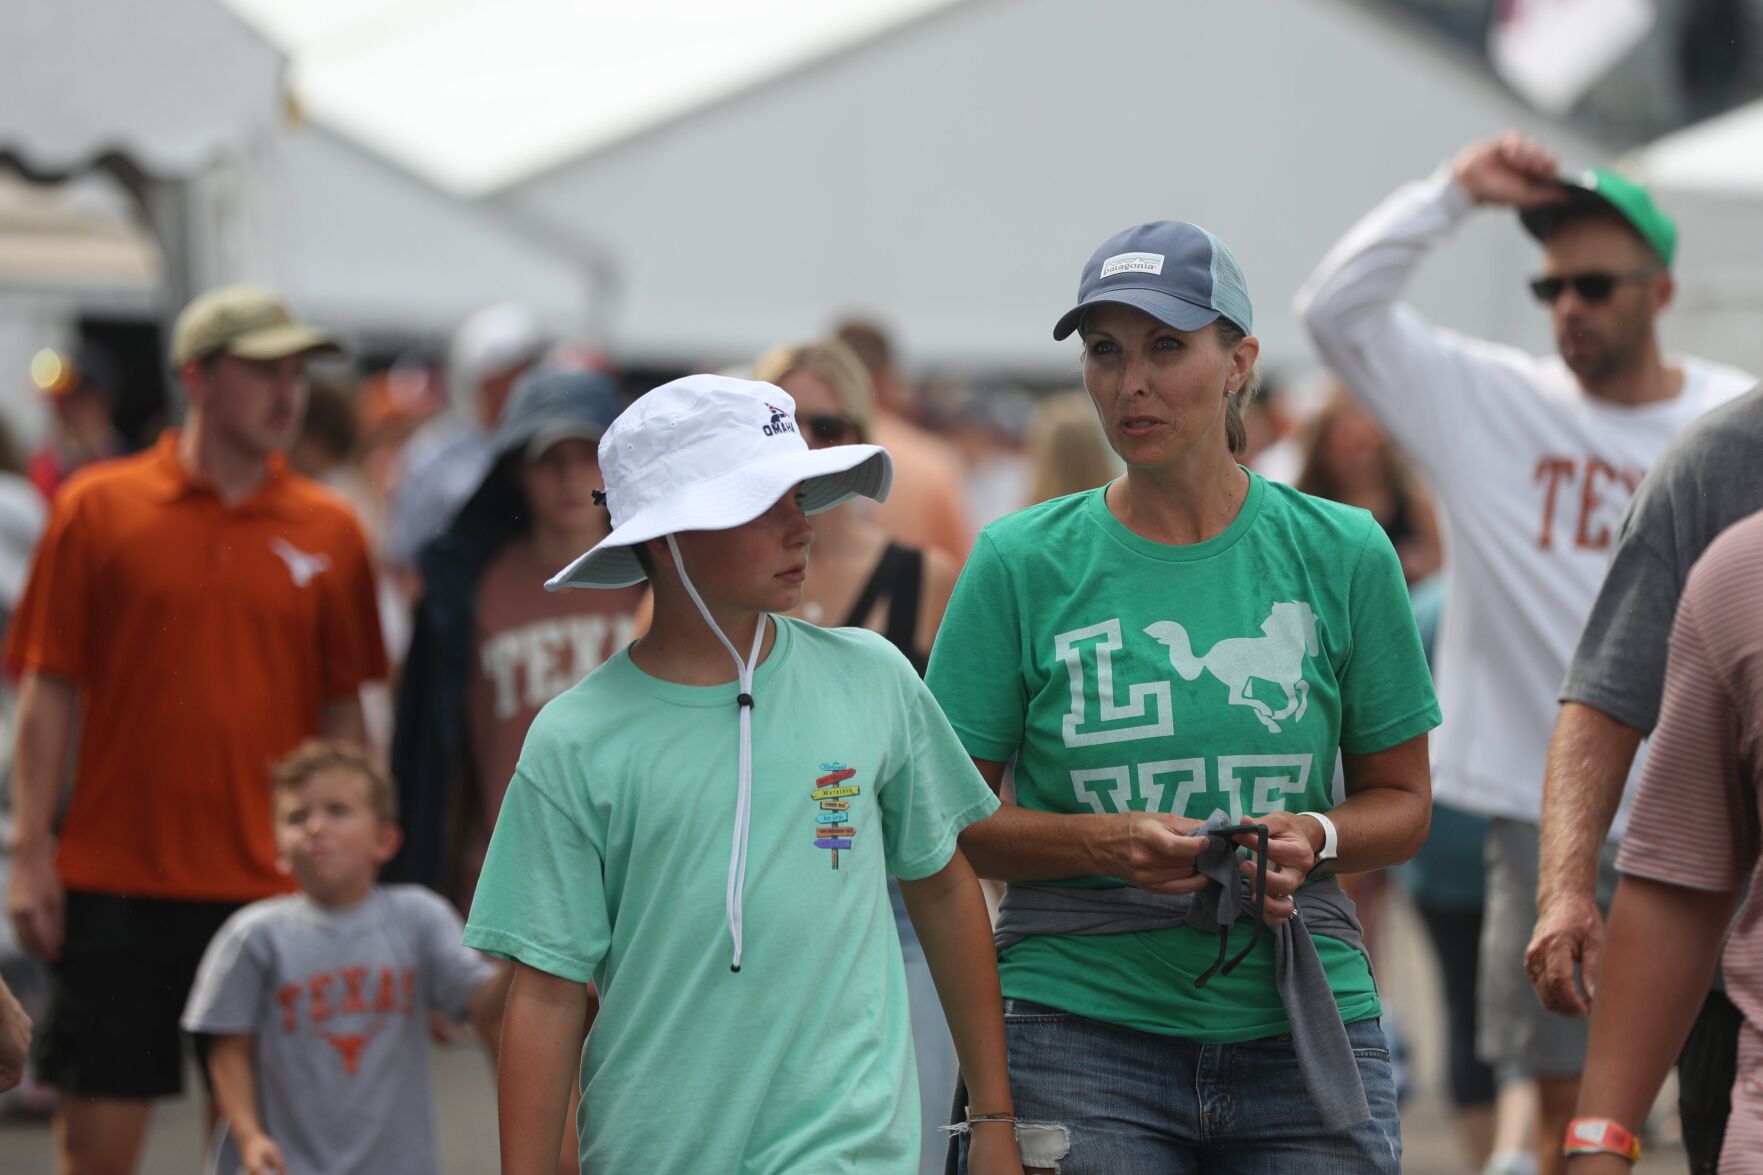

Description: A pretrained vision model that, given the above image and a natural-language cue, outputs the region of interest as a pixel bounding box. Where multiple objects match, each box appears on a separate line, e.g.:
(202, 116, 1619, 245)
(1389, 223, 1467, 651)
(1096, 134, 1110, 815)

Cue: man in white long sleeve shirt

(1296, 133, 1753, 1175)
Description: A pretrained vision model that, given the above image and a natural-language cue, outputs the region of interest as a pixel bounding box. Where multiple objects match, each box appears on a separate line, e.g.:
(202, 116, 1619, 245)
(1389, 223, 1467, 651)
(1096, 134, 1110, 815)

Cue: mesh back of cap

(1201, 228, 1254, 334)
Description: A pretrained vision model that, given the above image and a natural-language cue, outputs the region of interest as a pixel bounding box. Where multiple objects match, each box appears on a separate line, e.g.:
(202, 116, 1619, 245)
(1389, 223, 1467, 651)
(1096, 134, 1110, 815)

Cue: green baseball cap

(170, 285, 341, 367)
(1519, 168, 1677, 268)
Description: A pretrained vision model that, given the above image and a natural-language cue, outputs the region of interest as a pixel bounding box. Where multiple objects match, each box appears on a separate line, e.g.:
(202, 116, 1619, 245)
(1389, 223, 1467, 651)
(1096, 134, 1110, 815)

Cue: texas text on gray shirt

(1561, 383, 1763, 730)
(182, 885, 492, 1175)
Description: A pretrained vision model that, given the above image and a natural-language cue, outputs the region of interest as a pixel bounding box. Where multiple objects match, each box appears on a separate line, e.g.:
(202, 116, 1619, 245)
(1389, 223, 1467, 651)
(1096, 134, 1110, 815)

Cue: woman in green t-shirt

(927, 222, 1439, 1173)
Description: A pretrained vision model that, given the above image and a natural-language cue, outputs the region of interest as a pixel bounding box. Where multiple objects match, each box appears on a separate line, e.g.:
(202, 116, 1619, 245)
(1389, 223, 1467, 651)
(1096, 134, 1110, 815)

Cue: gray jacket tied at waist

(991, 813, 1373, 1132)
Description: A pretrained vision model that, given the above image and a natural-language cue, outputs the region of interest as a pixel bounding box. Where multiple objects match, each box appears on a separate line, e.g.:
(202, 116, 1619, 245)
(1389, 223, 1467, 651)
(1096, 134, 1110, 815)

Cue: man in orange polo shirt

(3, 286, 387, 1174)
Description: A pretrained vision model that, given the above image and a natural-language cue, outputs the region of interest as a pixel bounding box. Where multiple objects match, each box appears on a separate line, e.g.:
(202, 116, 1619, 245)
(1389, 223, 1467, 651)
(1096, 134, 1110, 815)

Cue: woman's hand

(1090, 812, 1209, 893)
(966, 1122, 1026, 1175)
(1235, 812, 1320, 926)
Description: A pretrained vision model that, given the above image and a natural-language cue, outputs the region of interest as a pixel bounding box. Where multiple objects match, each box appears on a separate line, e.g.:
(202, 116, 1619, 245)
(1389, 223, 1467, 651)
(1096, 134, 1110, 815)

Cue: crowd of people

(0, 128, 1759, 1175)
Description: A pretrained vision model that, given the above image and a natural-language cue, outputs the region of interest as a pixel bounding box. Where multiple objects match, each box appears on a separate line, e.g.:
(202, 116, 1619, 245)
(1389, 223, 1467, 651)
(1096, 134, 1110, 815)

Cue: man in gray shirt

(1530, 383, 1763, 1173)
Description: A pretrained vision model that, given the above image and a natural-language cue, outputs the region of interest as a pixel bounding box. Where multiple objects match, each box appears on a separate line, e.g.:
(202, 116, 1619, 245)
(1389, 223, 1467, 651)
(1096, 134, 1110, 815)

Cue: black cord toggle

(737, 692, 754, 709)
(1193, 822, 1271, 990)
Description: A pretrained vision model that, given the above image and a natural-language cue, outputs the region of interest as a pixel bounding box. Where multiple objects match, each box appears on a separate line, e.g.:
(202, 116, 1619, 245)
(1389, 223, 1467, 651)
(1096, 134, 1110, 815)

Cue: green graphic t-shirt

(465, 618, 999, 1174)
(926, 474, 1440, 1042)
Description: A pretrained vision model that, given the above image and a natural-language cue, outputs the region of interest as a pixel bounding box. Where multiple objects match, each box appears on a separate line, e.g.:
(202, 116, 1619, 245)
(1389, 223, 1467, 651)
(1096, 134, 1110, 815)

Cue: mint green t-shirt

(464, 617, 998, 1174)
(925, 474, 1440, 1042)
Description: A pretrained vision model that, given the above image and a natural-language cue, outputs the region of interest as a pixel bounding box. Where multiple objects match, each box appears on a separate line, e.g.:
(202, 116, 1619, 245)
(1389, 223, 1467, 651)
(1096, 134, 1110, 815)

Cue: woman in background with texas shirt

(926, 221, 1440, 1174)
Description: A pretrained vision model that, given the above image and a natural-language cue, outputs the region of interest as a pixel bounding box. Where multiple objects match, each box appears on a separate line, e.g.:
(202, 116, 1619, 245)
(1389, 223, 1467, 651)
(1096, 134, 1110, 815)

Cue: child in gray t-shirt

(183, 741, 501, 1175)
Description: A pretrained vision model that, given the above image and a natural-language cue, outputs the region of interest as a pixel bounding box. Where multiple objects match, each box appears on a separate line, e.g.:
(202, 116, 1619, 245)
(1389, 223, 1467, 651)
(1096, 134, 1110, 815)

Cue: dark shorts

(38, 890, 242, 1099)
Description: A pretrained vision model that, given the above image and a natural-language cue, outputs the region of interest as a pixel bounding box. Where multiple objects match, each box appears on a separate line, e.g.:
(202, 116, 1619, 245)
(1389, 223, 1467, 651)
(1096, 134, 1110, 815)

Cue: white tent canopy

(1621, 99, 1763, 375)
(486, 0, 1617, 371)
(0, 173, 159, 291)
(1628, 97, 1763, 195)
(222, 0, 960, 197)
(262, 127, 594, 340)
(1, 0, 284, 180)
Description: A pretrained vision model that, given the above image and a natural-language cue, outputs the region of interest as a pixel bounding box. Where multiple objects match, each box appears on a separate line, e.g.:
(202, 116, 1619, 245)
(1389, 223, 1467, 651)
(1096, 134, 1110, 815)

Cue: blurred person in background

(1237, 377, 1297, 477)
(1401, 573, 1511, 1172)
(353, 361, 449, 673)
(1297, 131, 1754, 1175)
(1291, 385, 1445, 1135)
(287, 373, 360, 485)
(1294, 388, 1443, 584)
(388, 303, 549, 578)
(0, 414, 47, 1115)
(28, 342, 126, 501)
(389, 367, 638, 910)
(3, 286, 387, 1175)
(0, 418, 47, 628)
(1293, 384, 1503, 1168)
(835, 317, 974, 561)
(290, 371, 415, 751)
(753, 340, 960, 674)
(1249, 372, 1332, 487)
(1022, 390, 1121, 507)
(353, 360, 447, 560)
(928, 378, 1034, 533)
(933, 220, 1437, 1172)
(752, 338, 960, 1174)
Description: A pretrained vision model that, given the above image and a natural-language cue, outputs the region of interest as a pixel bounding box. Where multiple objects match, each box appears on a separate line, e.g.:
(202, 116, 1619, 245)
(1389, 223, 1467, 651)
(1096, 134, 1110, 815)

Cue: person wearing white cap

(463, 374, 1023, 1175)
(928, 221, 1438, 1171)
(387, 302, 550, 572)
(389, 367, 640, 908)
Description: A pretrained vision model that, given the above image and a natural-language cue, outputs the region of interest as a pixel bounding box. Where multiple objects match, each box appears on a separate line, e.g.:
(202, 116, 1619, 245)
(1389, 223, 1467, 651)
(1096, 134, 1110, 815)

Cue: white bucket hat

(546, 373, 891, 591)
(547, 373, 891, 973)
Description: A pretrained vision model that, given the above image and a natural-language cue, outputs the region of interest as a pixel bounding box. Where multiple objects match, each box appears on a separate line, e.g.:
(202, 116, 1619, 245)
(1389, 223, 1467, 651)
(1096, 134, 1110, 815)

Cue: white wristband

(1298, 811, 1339, 862)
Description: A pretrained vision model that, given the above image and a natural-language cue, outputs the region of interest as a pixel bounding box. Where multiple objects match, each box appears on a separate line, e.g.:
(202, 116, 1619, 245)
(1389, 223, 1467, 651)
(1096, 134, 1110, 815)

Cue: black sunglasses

(804, 414, 857, 444)
(1193, 822, 1271, 990)
(1528, 270, 1656, 305)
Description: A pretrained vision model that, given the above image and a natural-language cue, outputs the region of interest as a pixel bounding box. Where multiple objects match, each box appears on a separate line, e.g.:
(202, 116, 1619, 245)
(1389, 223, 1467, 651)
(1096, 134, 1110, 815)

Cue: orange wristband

(1563, 1117, 1641, 1162)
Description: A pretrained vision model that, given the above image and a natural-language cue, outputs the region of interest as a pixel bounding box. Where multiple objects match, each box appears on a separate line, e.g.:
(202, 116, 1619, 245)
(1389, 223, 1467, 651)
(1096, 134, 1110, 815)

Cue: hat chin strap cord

(665, 535, 767, 973)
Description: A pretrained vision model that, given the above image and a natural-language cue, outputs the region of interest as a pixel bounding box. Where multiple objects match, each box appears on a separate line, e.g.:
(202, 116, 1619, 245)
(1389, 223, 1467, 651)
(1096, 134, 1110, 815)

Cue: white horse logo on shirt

(1145, 602, 1320, 733)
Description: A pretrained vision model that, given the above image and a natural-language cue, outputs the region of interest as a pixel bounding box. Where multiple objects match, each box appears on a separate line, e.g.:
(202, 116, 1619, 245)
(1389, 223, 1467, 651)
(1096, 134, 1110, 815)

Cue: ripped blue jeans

(952, 998, 1400, 1174)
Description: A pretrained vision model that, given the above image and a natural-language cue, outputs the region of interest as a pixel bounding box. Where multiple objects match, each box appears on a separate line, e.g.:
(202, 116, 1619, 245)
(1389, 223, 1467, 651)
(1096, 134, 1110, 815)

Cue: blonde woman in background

(751, 340, 959, 675)
(750, 338, 961, 1175)
(1024, 390, 1122, 507)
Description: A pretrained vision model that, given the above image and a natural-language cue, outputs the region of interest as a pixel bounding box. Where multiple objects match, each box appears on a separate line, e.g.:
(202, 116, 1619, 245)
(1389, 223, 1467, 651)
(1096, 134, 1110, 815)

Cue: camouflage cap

(170, 286, 341, 367)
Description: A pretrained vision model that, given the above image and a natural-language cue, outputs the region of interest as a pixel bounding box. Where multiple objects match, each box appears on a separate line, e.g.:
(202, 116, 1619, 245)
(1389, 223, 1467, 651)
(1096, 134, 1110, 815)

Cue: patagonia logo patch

(1099, 251, 1164, 279)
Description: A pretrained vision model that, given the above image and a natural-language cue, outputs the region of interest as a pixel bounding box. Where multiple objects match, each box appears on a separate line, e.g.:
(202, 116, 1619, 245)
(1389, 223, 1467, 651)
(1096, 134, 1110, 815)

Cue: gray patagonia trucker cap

(1053, 221, 1254, 341)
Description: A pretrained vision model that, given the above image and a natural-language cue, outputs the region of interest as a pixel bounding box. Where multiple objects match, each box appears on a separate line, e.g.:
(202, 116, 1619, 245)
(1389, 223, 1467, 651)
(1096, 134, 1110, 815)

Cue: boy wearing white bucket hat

(464, 374, 1022, 1174)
